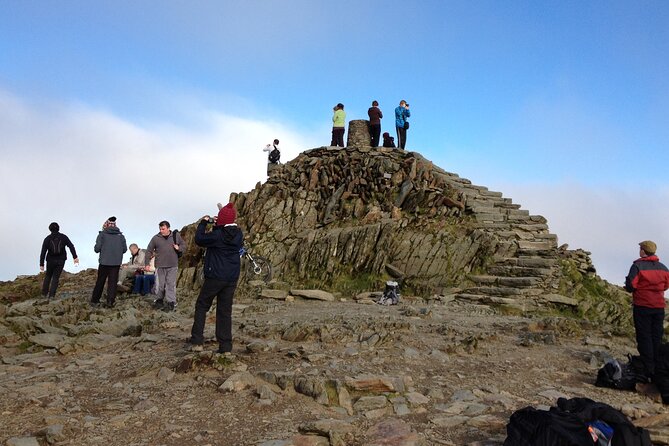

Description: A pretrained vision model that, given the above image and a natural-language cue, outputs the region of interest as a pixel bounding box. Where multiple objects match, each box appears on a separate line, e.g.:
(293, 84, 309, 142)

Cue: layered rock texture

(175, 120, 630, 327)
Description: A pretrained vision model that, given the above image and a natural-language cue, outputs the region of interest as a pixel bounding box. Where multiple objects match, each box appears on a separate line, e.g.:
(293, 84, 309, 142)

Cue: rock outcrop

(174, 120, 631, 328)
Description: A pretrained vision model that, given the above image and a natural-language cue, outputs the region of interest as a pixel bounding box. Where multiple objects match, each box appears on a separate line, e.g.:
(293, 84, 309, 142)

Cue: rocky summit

(1, 122, 666, 446)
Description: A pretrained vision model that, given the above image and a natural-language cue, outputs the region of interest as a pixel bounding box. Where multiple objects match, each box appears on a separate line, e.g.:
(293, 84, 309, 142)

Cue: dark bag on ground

(596, 355, 647, 390)
(504, 397, 651, 446)
(377, 281, 400, 305)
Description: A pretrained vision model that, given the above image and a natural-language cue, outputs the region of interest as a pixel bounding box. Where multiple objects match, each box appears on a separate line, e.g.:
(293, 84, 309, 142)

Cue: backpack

(268, 146, 280, 164)
(377, 281, 400, 305)
(504, 398, 652, 446)
(503, 406, 594, 446)
(172, 230, 183, 258)
(595, 355, 647, 390)
(49, 234, 64, 256)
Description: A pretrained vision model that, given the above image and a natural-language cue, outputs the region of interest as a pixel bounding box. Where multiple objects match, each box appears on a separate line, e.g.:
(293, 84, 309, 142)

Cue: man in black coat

(189, 203, 243, 354)
(39, 222, 79, 299)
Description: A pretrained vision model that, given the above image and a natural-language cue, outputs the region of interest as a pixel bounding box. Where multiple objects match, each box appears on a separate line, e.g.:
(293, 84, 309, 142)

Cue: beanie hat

(103, 216, 117, 229)
(640, 240, 657, 255)
(217, 203, 236, 226)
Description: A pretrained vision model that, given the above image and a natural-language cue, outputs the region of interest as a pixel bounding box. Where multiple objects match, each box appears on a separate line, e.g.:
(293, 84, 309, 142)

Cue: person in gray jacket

(91, 217, 128, 308)
(145, 220, 186, 312)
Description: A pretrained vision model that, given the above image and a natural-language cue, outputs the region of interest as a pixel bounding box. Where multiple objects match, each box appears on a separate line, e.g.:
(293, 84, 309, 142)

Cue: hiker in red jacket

(625, 240, 669, 380)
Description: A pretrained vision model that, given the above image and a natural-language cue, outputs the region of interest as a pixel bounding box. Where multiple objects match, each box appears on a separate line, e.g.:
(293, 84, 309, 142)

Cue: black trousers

(633, 305, 665, 377)
(331, 127, 345, 147)
(370, 124, 381, 147)
(190, 278, 237, 352)
(42, 259, 65, 297)
(91, 264, 120, 304)
(396, 126, 407, 149)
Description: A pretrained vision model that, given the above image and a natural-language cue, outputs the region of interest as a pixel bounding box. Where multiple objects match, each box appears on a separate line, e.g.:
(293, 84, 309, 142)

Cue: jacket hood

(102, 227, 122, 235)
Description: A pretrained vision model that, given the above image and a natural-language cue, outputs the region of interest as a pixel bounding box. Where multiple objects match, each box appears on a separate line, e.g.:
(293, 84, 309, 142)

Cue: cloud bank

(0, 90, 315, 281)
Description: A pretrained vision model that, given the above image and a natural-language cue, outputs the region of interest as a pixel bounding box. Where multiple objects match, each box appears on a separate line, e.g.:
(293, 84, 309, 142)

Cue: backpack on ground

(49, 234, 64, 256)
(268, 147, 280, 164)
(504, 397, 652, 446)
(172, 230, 183, 258)
(377, 281, 400, 305)
(596, 355, 647, 391)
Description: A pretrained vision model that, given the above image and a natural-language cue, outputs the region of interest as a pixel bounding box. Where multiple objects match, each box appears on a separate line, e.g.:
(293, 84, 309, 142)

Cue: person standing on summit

(39, 222, 79, 299)
(331, 103, 346, 147)
(625, 240, 669, 381)
(91, 217, 127, 308)
(395, 100, 410, 149)
(145, 220, 186, 312)
(368, 100, 383, 147)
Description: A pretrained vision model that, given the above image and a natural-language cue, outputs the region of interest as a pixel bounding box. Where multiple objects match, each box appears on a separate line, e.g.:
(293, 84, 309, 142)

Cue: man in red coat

(625, 240, 669, 380)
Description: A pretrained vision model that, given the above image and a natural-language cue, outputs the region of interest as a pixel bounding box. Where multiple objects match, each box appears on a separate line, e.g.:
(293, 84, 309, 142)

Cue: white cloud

(0, 90, 317, 281)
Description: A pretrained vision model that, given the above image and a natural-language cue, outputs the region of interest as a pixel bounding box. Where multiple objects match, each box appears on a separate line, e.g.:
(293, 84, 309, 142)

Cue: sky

(1, 1, 668, 286)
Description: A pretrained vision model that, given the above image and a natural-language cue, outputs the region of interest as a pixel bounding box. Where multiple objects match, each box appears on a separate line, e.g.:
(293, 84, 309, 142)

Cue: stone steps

(469, 275, 543, 288)
(487, 265, 554, 278)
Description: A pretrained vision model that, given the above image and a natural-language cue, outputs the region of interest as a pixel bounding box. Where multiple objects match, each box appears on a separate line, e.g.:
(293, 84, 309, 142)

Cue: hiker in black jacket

(189, 203, 243, 354)
(39, 222, 79, 299)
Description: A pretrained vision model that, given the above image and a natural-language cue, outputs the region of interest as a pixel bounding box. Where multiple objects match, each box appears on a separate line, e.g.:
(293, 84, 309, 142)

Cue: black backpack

(596, 355, 647, 390)
(504, 406, 593, 446)
(173, 230, 183, 258)
(268, 146, 280, 164)
(49, 234, 64, 256)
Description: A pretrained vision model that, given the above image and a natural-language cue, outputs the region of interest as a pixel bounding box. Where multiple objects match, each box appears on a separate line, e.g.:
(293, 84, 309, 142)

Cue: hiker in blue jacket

(395, 100, 411, 149)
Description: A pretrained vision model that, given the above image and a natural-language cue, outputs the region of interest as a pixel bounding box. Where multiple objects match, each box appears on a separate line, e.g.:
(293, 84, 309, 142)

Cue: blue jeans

(133, 275, 155, 295)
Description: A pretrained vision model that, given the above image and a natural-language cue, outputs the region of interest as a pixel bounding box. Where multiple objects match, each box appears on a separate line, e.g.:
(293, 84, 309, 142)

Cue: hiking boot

(191, 344, 204, 352)
(152, 298, 164, 309)
(161, 301, 176, 312)
(90, 302, 100, 308)
(102, 301, 115, 309)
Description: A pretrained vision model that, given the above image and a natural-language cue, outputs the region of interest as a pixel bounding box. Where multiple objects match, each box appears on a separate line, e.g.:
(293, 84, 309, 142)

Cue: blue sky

(1, 1, 668, 285)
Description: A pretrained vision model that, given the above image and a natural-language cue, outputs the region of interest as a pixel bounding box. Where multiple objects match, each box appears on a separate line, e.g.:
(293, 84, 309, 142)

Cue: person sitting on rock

(117, 243, 146, 293)
(132, 256, 156, 296)
(382, 132, 396, 148)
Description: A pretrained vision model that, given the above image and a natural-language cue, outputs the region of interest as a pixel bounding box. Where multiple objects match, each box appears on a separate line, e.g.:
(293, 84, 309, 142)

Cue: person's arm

(194, 219, 217, 247)
(176, 231, 187, 253)
(94, 233, 103, 253)
(405, 108, 411, 118)
(625, 264, 638, 292)
(379, 110, 383, 119)
(64, 235, 79, 264)
(39, 237, 48, 270)
(263, 144, 272, 152)
(121, 235, 128, 254)
(144, 237, 155, 266)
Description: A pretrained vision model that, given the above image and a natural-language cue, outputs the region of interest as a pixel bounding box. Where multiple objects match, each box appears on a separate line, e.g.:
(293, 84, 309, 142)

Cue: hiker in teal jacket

(395, 100, 410, 149)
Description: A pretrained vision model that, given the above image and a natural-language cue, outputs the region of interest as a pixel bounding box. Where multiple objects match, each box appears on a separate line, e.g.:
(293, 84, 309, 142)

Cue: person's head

(336, 103, 344, 110)
(399, 100, 407, 107)
(103, 216, 117, 230)
(129, 243, 139, 255)
(383, 132, 390, 138)
(273, 139, 280, 145)
(48, 222, 59, 233)
(639, 240, 657, 256)
(372, 100, 379, 107)
(217, 203, 237, 226)
(159, 221, 171, 236)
